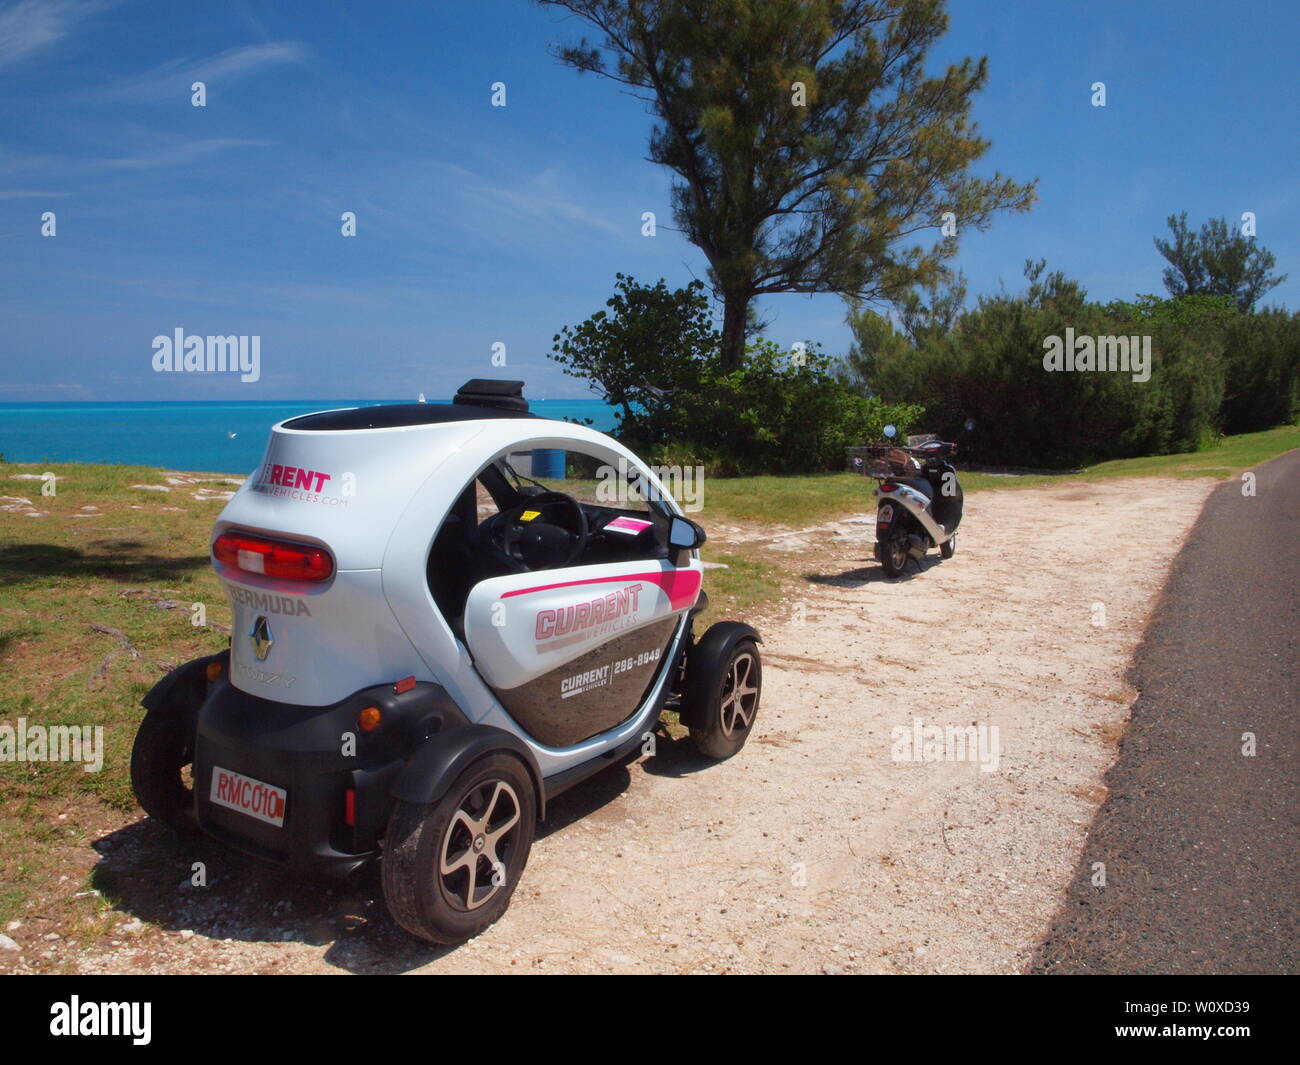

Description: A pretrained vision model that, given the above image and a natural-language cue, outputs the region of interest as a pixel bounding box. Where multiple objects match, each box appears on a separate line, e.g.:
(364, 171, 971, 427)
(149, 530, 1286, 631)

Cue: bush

(552, 276, 921, 474)
(660, 341, 922, 475)
(865, 270, 1233, 468)
(1220, 309, 1300, 433)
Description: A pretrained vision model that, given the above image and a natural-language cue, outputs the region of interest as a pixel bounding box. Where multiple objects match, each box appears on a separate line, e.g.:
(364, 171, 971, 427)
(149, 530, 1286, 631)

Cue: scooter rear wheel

(881, 533, 909, 579)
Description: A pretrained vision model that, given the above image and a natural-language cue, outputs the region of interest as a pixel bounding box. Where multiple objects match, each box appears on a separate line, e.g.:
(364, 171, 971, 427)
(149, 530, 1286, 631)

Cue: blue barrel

(532, 448, 566, 480)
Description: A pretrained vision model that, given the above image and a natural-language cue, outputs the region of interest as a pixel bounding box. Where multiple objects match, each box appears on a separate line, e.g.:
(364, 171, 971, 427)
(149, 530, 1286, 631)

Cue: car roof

(282, 402, 540, 431)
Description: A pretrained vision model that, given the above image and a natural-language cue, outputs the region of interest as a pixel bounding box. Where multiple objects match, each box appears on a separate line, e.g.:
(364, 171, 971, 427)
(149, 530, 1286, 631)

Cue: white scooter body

(866, 436, 964, 572)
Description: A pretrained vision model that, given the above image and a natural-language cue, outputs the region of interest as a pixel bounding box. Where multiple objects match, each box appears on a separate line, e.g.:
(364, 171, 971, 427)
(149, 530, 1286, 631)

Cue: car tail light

(212, 531, 334, 582)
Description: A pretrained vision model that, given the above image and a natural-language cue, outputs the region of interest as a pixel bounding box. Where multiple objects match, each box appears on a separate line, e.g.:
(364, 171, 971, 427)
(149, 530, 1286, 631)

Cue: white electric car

(131, 380, 762, 944)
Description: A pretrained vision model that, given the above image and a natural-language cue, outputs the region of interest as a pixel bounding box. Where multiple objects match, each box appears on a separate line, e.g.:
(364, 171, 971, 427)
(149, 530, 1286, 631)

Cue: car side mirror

(668, 516, 706, 550)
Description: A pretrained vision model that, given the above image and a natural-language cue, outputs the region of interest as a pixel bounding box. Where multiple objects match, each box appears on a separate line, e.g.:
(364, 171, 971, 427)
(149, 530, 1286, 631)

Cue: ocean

(0, 400, 618, 475)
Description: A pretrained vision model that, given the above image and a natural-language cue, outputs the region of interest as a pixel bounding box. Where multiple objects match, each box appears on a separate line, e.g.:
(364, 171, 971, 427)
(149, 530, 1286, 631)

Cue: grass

(698, 551, 782, 617)
(0, 422, 1294, 938)
(0, 463, 233, 929)
(696, 425, 1300, 525)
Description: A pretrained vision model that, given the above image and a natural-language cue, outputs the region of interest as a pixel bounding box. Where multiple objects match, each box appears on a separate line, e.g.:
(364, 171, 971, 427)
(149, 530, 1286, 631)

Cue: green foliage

(549, 273, 719, 446)
(671, 340, 923, 475)
(1154, 212, 1287, 311)
(550, 276, 920, 474)
(861, 264, 1232, 467)
(839, 305, 910, 394)
(1219, 308, 1300, 433)
(537, 0, 1035, 369)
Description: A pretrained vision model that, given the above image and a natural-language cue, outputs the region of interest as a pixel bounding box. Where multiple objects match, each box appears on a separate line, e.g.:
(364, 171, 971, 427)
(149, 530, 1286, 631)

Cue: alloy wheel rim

(720, 651, 759, 736)
(890, 538, 908, 569)
(439, 779, 521, 911)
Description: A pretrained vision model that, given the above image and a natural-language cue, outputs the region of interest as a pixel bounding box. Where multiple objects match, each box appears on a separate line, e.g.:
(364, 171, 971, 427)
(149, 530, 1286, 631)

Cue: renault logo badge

(250, 615, 274, 661)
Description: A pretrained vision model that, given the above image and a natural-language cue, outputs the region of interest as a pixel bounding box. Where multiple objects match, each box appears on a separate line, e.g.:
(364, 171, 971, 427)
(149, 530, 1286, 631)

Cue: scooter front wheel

(940, 532, 956, 559)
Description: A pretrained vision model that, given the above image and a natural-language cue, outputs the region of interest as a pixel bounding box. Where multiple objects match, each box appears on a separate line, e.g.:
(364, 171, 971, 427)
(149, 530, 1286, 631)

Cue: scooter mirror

(668, 516, 706, 550)
(883, 424, 897, 438)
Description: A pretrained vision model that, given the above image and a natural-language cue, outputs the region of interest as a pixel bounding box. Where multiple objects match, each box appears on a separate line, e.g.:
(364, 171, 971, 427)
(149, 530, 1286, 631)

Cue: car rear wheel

(382, 752, 536, 944)
(130, 710, 198, 834)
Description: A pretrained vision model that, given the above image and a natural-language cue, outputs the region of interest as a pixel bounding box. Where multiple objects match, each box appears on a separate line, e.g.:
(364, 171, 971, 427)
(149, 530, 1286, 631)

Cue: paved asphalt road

(1032, 449, 1299, 974)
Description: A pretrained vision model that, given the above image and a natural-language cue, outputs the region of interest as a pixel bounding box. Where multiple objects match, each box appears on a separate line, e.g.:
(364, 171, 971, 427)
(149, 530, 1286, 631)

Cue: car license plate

(210, 766, 287, 827)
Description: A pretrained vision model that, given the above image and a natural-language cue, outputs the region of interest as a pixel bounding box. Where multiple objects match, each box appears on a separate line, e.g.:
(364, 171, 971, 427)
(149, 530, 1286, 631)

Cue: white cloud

(95, 41, 308, 102)
(90, 137, 269, 171)
(429, 161, 625, 240)
(0, 0, 112, 69)
(0, 187, 69, 198)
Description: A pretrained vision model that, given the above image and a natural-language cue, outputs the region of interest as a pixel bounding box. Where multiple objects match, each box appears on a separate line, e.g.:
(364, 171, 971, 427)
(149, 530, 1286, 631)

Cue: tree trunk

(720, 292, 750, 372)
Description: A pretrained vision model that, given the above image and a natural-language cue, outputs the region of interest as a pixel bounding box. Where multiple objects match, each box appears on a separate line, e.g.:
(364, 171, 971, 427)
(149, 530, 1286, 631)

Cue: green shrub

(1220, 309, 1300, 433)
(866, 272, 1236, 467)
(650, 341, 922, 475)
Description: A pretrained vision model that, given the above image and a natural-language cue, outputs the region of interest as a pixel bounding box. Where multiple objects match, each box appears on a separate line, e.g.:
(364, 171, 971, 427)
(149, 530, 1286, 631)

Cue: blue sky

(1, 0, 1296, 401)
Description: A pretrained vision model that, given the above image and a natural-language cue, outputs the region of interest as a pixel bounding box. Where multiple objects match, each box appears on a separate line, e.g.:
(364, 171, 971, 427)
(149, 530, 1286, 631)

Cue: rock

(121, 918, 144, 934)
(822, 963, 844, 975)
(43, 932, 61, 942)
(131, 484, 171, 492)
(0, 934, 19, 952)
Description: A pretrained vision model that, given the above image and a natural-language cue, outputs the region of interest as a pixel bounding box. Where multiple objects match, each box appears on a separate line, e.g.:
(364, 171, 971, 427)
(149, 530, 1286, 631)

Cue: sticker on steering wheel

(519, 510, 541, 522)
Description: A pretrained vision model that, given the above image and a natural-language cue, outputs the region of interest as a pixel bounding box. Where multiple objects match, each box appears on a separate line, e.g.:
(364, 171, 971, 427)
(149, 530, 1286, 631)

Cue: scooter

(866, 425, 964, 579)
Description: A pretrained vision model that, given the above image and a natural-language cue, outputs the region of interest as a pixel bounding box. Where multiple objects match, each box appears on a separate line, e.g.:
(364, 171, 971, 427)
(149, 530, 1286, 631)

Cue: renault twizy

(130, 380, 762, 944)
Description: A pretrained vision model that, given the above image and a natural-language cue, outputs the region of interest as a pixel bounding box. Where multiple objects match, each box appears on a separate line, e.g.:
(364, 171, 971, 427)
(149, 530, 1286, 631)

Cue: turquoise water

(0, 400, 618, 474)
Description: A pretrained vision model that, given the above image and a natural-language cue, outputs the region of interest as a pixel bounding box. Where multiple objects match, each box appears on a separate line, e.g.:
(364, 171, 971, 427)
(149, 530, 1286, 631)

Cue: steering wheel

(482, 491, 589, 571)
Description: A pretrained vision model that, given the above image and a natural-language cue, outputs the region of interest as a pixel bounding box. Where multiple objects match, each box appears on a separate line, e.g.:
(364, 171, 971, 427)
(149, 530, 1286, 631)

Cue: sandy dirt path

(26, 475, 1215, 975)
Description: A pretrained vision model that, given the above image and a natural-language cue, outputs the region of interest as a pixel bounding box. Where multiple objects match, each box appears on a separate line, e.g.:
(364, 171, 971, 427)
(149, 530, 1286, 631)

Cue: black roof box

(454, 379, 528, 412)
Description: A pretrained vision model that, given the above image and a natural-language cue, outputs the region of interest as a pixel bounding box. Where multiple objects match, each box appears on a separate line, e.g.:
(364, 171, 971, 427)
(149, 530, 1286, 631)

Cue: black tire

(881, 530, 909, 579)
(940, 532, 957, 559)
(130, 709, 198, 835)
(686, 636, 761, 760)
(382, 752, 536, 945)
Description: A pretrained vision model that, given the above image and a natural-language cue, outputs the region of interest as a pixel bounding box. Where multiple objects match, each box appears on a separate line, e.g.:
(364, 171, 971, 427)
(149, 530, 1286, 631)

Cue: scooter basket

(861, 444, 920, 478)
